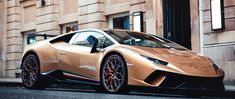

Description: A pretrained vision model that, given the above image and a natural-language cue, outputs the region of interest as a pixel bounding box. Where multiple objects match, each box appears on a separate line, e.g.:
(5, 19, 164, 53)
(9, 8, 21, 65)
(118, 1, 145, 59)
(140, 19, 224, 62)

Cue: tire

(100, 54, 128, 93)
(21, 54, 45, 89)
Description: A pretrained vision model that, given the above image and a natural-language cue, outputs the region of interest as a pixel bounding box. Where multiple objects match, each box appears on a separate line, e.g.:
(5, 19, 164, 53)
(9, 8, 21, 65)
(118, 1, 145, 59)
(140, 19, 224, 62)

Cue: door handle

(59, 50, 66, 55)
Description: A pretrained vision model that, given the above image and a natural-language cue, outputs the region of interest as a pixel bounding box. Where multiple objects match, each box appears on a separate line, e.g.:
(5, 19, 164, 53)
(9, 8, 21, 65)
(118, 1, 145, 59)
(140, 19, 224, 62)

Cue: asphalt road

(0, 87, 190, 99)
(0, 83, 234, 99)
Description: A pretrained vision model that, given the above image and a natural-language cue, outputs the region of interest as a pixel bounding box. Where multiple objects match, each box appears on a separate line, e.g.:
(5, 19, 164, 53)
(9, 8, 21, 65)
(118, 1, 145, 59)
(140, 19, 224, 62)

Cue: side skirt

(41, 70, 100, 86)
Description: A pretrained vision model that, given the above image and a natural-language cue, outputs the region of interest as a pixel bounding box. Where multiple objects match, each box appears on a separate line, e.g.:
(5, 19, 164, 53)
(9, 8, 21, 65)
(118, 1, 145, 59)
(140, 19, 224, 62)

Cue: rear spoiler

(26, 33, 58, 44)
(27, 33, 57, 40)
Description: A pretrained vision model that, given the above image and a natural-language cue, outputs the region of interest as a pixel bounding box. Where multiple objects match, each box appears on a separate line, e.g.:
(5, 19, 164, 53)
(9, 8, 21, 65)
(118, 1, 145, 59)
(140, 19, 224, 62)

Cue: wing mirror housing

(87, 35, 98, 53)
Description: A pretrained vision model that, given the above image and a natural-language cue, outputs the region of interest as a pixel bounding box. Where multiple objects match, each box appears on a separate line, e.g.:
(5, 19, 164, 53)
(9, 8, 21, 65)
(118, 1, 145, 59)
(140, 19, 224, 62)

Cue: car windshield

(105, 30, 187, 50)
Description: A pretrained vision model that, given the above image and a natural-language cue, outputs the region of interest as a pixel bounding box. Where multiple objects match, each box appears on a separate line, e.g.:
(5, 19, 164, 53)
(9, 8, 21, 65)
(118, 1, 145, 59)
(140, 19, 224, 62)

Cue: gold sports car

(21, 29, 225, 93)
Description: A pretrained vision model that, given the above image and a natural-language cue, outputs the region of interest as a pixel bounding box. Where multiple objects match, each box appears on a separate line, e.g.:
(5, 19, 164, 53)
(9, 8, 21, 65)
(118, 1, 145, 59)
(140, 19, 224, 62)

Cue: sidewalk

(0, 78, 22, 83)
(225, 85, 235, 91)
(0, 78, 235, 92)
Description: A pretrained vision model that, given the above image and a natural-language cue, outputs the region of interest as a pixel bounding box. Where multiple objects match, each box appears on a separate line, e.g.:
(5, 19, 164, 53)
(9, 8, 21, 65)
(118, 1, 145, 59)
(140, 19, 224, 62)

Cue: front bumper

(144, 70, 225, 90)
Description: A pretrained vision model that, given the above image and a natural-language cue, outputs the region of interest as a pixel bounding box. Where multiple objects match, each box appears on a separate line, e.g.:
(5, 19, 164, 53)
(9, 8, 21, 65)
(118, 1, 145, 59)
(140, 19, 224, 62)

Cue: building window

(71, 31, 114, 48)
(41, 0, 46, 6)
(23, 31, 36, 48)
(66, 25, 78, 33)
(62, 22, 78, 33)
(27, 35, 36, 45)
(113, 16, 130, 30)
(210, 0, 225, 30)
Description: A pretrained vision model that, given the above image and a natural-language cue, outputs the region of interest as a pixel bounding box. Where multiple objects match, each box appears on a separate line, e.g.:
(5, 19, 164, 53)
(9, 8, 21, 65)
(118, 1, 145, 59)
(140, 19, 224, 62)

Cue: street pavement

(0, 87, 193, 99)
(0, 78, 234, 99)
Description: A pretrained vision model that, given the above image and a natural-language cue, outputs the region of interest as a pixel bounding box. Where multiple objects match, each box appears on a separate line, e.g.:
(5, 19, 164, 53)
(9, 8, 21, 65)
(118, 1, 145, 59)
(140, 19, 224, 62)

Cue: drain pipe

(199, 0, 204, 54)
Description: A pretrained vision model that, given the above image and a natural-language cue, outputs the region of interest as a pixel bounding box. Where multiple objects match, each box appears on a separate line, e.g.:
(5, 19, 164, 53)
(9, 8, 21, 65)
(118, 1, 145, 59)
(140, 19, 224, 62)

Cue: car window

(105, 30, 187, 50)
(72, 31, 114, 48)
(68, 33, 80, 44)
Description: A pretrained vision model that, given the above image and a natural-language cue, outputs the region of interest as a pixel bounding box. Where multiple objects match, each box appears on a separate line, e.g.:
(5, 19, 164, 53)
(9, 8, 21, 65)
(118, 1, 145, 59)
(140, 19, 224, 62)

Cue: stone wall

(6, 0, 21, 77)
(35, 0, 60, 35)
(20, 0, 36, 32)
(0, 1, 3, 59)
(0, 0, 3, 77)
(0, 0, 6, 78)
(78, 0, 107, 30)
(1, 0, 79, 78)
(58, 0, 78, 24)
(202, 0, 235, 85)
(190, 0, 200, 53)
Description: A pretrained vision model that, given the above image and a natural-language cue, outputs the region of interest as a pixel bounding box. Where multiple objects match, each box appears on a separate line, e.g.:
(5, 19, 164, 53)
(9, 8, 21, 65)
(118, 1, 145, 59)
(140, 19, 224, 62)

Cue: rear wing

(26, 33, 57, 44)
(27, 33, 57, 40)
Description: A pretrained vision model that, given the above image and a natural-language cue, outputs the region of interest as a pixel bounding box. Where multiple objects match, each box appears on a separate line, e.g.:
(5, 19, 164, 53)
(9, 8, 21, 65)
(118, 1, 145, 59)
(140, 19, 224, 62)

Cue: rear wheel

(21, 54, 45, 89)
(100, 54, 128, 93)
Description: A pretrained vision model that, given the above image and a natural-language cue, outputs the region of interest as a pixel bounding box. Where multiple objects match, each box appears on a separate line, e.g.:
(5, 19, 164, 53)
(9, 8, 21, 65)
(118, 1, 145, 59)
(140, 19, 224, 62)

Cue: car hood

(121, 45, 222, 77)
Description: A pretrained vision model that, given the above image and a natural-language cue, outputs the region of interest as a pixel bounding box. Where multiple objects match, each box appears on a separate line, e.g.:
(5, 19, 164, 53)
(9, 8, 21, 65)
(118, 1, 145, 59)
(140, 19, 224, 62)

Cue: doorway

(163, 0, 191, 49)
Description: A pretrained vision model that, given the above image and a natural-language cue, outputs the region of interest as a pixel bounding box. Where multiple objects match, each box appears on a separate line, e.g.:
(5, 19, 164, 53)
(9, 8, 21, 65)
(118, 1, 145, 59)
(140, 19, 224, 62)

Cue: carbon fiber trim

(145, 70, 224, 90)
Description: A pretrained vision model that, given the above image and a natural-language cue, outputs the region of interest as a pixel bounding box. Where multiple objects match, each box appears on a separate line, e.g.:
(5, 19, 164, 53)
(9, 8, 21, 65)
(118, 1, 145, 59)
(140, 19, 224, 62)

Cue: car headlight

(207, 58, 221, 71)
(213, 64, 221, 71)
(141, 55, 168, 66)
(212, 63, 225, 75)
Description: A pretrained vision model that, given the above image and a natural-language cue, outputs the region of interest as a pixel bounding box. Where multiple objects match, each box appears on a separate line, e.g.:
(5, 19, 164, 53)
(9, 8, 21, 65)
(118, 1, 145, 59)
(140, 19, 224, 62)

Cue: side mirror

(87, 35, 98, 53)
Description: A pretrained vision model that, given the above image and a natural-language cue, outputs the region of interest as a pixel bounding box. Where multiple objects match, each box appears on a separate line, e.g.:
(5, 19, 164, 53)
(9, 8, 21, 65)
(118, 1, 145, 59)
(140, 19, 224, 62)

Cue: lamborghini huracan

(21, 29, 225, 93)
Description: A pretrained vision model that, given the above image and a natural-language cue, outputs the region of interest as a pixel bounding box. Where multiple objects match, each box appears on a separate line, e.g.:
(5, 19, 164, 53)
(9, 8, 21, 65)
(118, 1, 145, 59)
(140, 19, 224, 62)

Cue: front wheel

(100, 54, 128, 93)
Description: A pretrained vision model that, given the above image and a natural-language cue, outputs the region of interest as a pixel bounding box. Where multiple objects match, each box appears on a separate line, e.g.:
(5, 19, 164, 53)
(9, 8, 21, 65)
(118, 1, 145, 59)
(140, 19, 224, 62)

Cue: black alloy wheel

(101, 54, 128, 93)
(21, 54, 43, 89)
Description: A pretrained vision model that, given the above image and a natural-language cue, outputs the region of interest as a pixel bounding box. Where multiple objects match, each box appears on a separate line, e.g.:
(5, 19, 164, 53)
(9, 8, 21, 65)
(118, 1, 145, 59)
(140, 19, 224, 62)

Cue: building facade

(0, 0, 234, 85)
(202, 0, 235, 85)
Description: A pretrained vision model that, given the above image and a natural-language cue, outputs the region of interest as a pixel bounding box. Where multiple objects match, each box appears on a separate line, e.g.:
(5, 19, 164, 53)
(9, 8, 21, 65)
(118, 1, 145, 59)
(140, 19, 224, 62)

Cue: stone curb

(0, 78, 22, 83)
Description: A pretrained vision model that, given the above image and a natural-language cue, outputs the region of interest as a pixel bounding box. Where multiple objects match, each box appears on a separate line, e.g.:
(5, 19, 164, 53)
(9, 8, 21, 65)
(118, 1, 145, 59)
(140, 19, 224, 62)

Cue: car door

(56, 33, 80, 75)
(59, 31, 113, 80)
